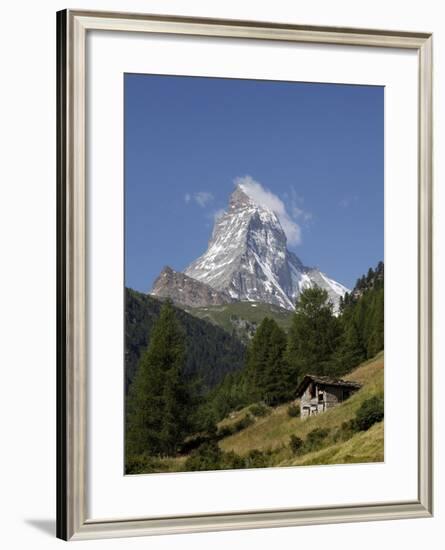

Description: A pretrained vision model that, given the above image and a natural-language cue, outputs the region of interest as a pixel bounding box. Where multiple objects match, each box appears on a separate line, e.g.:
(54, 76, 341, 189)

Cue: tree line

(126, 262, 384, 463)
(125, 288, 245, 392)
(204, 261, 384, 421)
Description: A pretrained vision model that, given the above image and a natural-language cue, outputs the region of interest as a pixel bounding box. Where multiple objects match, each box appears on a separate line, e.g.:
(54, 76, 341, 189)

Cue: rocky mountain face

(184, 184, 348, 311)
(151, 266, 234, 308)
(151, 184, 348, 311)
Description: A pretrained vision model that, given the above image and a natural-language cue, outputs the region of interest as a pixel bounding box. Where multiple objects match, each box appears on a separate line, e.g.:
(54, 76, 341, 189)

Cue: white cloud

(195, 191, 214, 207)
(293, 205, 312, 220)
(184, 191, 214, 208)
(235, 175, 302, 245)
(289, 186, 312, 222)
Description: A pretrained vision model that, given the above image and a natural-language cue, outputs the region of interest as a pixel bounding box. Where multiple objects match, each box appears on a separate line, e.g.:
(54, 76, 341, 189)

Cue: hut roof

(295, 374, 362, 398)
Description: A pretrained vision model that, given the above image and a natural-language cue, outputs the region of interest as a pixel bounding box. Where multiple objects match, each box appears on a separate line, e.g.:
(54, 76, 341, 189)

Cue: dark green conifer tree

(286, 286, 341, 383)
(245, 317, 290, 405)
(366, 288, 384, 357)
(126, 300, 191, 457)
(246, 317, 272, 402)
(334, 261, 384, 374)
(245, 317, 274, 402)
(260, 320, 289, 405)
(332, 318, 366, 376)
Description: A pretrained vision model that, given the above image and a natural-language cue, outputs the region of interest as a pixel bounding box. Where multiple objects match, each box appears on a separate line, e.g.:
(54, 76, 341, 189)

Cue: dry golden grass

(281, 421, 384, 466)
(219, 353, 384, 460)
(344, 351, 384, 386)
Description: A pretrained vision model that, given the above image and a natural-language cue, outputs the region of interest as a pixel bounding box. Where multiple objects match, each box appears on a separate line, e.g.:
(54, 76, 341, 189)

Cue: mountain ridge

(151, 266, 234, 308)
(152, 184, 348, 311)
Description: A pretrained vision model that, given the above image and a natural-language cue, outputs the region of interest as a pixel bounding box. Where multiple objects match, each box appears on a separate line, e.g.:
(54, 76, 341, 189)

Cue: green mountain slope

(130, 352, 384, 474)
(183, 301, 293, 342)
(218, 352, 384, 465)
(125, 288, 246, 392)
(286, 421, 383, 466)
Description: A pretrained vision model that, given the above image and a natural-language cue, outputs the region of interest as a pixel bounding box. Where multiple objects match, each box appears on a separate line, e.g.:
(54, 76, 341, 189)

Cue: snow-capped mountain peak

(229, 183, 255, 210)
(182, 184, 348, 311)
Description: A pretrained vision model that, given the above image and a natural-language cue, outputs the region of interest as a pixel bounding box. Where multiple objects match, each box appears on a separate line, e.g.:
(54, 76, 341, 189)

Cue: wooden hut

(296, 375, 361, 418)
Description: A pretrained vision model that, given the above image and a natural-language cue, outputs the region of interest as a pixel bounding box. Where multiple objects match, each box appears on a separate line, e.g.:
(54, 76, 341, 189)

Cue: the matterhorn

(151, 183, 349, 311)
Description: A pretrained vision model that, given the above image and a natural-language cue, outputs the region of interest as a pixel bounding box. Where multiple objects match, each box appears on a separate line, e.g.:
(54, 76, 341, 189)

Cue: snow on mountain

(182, 184, 349, 312)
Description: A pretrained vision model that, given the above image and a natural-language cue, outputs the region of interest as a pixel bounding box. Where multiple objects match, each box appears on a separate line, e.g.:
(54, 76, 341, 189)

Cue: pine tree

(338, 295, 345, 313)
(286, 286, 341, 383)
(245, 317, 274, 402)
(126, 300, 192, 457)
(244, 318, 290, 405)
(261, 320, 290, 405)
(203, 370, 250, 422)
(335, 261, 384, 374)
(376, 261, 384, 280)
(332, 318, 366, 375)
(366, 288, 384, 357)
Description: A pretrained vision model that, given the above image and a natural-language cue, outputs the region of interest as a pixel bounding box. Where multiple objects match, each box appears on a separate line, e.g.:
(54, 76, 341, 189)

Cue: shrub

(184, 441, 245, 472)
(305, 428, 330, 451)
(184, 441, 224, 471)
(221, 450, 245, 470)
(249, 403, 271, 418)
(342, 419, 357, 431)
(234, 414, 255, 432)
(333, 419, 357, 443)
(125, 454, 162, 475)
(216, 413, 255, 440)
(355, 395, 384, 431)
(179, 433, 213, 454)
(216, 425, 235, 439)
(289, 435, 304, 455)
(287, 404, 300, 418)
(244, 449, 272, 468)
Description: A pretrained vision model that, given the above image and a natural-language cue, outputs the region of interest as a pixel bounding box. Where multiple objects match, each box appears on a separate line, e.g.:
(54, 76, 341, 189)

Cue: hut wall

(324, 385, 343, 410)
(300, 383, 324, 417)
(299, 383, 355, 417)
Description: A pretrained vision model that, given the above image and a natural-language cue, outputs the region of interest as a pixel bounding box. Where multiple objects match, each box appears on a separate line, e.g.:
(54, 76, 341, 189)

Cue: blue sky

(125, 74, 383, 292)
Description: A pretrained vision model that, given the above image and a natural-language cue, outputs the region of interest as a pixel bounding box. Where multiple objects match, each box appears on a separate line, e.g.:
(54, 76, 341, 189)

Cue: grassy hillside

(127, 352, 384, 474)
(218, 352, 384, 465)
(287, 421, 383, 466)
(183, 301, 293, 342)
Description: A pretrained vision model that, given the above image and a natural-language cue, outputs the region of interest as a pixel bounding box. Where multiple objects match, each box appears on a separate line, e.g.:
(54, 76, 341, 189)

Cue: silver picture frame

(57, 9, 433, 541)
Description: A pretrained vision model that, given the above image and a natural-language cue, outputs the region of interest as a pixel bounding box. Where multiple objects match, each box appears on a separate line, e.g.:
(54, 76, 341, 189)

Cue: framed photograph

(57, 9, 433, 541)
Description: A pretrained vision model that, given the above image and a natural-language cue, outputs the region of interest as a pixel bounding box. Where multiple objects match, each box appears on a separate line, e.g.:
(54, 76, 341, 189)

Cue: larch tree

(286, 286, 341, 383)
(126, 300, 192, 457)
(260, 319, 290, 405)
